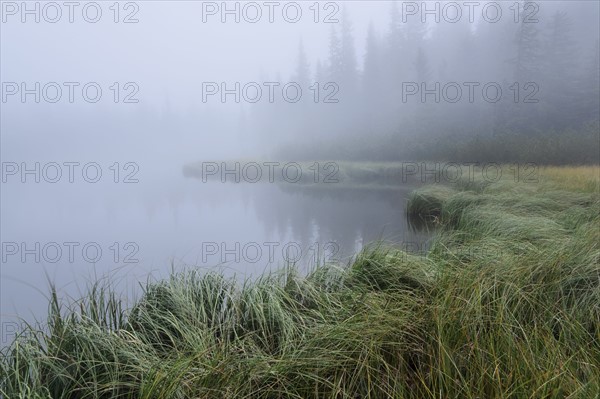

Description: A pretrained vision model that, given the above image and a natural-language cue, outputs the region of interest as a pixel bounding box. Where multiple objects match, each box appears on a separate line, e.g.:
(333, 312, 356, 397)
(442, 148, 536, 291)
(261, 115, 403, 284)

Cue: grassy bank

(275, 124, 600, 165)
(183, 160, 431, 188)
(2, 166, 599, 398)
(183, 160, 532, 188)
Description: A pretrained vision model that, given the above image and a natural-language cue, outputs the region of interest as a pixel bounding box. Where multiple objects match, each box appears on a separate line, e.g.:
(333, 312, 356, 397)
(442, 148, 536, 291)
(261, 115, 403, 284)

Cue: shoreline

(2, 165, 599, 398)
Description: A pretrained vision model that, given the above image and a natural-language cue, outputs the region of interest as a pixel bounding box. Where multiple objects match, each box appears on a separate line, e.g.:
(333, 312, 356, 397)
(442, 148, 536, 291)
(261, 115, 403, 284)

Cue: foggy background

(3, 1, 598, 164)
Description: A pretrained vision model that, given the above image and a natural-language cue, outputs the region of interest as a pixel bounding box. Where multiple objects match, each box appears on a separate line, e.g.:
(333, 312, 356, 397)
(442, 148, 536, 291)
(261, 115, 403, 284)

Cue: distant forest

(246, 2, 600, 164)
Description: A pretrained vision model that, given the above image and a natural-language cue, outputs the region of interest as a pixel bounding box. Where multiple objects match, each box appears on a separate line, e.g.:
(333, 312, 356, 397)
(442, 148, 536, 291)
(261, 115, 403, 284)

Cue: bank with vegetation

(2, 166, 599, 398)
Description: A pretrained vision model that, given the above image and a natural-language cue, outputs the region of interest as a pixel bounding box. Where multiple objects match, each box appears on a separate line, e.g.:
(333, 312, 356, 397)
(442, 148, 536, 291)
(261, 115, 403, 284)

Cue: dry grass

(540, 165, 600, 192)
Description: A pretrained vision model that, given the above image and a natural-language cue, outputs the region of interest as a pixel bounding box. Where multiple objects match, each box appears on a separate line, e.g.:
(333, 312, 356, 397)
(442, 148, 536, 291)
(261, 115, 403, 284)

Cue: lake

(0, 164, 430, 343)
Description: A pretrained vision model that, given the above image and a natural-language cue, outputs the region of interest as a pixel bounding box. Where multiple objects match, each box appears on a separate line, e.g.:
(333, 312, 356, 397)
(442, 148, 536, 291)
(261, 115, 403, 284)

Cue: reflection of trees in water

(250, 184, 431, 261)
(167, 175, 433, 261)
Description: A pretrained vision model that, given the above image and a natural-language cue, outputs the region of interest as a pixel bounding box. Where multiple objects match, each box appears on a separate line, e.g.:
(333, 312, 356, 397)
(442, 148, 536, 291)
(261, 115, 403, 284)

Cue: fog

(2, 2, 599, 163)
(1, 1, 599, 334)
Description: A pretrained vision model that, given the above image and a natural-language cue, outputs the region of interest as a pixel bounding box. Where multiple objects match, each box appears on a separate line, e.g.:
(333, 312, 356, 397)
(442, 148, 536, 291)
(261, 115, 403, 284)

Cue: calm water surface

(0, 165, 430, 342)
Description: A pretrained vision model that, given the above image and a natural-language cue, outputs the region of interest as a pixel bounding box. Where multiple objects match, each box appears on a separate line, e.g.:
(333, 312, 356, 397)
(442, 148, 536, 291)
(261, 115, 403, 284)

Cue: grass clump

(2, 166, 599, 398)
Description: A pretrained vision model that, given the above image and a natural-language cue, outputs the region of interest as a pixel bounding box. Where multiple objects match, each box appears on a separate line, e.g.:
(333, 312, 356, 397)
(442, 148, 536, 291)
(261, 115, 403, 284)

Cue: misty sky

(2, 1, 595, 109)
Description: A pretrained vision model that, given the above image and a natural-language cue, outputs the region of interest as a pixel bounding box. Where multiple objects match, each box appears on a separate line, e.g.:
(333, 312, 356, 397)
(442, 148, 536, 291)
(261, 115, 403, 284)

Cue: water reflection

(1, 168, 430, 334)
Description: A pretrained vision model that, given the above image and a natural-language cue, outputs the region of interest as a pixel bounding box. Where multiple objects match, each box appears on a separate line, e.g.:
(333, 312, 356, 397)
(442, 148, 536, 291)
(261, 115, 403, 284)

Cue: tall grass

(2, 166, 599, 398)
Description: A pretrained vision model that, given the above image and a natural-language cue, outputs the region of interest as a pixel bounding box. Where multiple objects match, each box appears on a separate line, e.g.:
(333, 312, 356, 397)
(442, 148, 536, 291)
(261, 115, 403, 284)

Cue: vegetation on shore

(2, 166, 599, 398)
(184, 160, 550, 189)
(183, 160, 438, 187)
(275, 124, 600, 166)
